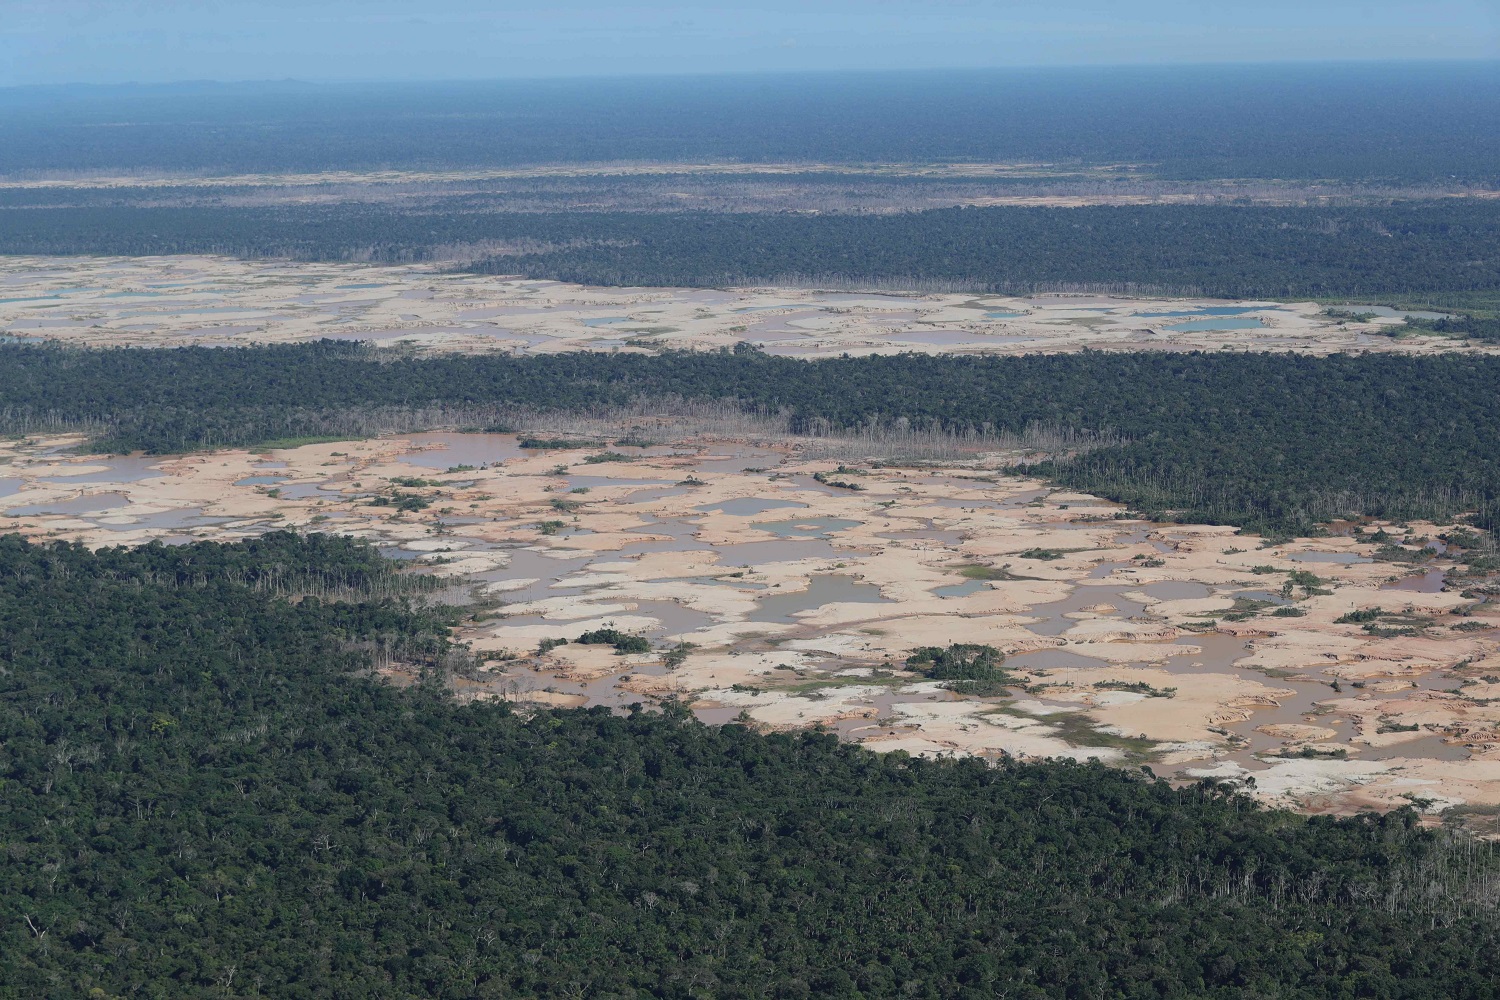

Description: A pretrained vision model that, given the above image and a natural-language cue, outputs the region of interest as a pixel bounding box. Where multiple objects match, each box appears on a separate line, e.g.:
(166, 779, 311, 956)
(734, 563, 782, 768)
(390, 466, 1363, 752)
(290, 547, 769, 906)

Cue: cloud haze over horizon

(2, 0, 1497, 87)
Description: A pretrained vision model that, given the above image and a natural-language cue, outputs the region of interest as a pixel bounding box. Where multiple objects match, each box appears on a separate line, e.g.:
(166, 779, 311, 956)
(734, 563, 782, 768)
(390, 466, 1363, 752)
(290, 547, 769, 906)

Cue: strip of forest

(2, 202, 1499, 299)
(1, 533, 1497, 998)
(3, 343, 1500, 534)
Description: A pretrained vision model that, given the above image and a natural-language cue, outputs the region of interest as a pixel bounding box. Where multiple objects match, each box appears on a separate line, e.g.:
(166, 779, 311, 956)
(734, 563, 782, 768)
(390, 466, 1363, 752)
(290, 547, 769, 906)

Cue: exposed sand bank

(0, 255, 1482, 358)
(2, 428, 1497, 816)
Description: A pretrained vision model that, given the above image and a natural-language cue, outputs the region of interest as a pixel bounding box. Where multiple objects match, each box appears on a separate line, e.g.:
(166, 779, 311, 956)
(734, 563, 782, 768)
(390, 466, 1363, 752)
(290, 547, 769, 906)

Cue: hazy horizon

(4, 58, 1500, 94)
(5, 1, 1496, 87)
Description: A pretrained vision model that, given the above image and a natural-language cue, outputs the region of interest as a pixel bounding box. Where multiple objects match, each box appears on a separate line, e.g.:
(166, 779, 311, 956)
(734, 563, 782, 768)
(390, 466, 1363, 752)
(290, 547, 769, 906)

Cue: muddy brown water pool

(8, 492, 131, 515)
(714, 538, 848, 565)
(1010, 649, 1107, 669)
(750, 516, 864, 539)
(476, 548, 593, 596)
(878, 527, 967, 545)
(692, 450, 785, 473)
(1023, 580, 1149, 636)
(935, 580, 991, 599)
(747, 574, 891, 624)
(621, 485, 695, 503)
(1382, 569, 1447, 593)
(33, 456, 168, 484)
(1289, 551, 1371, 565)
(1142, 581, 1213, 600)
(697, 497, 807, 516)
(566, 475, 678, 490)
(91, 509, 234, 532)
(398, 433, 527, 469)
(1366, 735, 1472, 762)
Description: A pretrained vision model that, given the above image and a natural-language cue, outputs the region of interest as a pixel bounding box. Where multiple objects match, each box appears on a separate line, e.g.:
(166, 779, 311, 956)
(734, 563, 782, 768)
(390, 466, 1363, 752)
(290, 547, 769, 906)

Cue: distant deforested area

(5, 342, 1500, 534)
(0, 63, 1497, 182)
(2, 201, 1498, 299)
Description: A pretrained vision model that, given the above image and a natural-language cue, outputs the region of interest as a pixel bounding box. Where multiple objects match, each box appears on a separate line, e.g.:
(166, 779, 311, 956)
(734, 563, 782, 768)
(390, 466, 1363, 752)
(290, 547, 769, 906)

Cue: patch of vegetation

(575, 628, 652, 654)
(245, 433, 359, 450)
(1442, 528, 1485, 550)
(369, 490, 432, 512)
(1040, 711, 1159, 756)
(1291, 745, 1350, 759)
(1223, 597, 1278, 621)
(1095, 680, 1177, 698)
(1283, 569, 1332, 598)
(907, 643, 1014, 696)
(1325, 308, 1379, 323)
(519, 437, 597, 450)
(662, 642, 696, 670)
(1403, 313, 1500, 344)
(1373, 543, 1438, 563)
(1363, 623, 1423, 638)
(812, 470, 866, 491)
(956, 563, 1032, 581)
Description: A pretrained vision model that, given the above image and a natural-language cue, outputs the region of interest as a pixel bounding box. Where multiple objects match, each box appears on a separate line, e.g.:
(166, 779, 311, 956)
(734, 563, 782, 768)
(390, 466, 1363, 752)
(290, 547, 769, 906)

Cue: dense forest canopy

(2, 533, 1498, 998)
(3, 343, 1500, 533)
(2, 64, 1497, 181)
(2, 202, 1498, 299)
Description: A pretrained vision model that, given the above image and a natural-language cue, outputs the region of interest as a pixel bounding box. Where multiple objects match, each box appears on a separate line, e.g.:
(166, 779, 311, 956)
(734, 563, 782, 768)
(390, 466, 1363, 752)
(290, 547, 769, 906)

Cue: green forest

(3, 343, 1499, 533)
(2, 533, 1498, 998)
(1, 202, 1497, 299)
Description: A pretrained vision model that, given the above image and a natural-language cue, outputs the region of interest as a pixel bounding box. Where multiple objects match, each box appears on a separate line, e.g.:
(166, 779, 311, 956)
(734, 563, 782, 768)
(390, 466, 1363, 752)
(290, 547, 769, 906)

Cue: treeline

(1406, 314, 1500, 343)
(3, 533, 1499, 998)
(4, 343, 1500, 533)
(470, 203, 1500, 299)
(2, 202, 1500, 298)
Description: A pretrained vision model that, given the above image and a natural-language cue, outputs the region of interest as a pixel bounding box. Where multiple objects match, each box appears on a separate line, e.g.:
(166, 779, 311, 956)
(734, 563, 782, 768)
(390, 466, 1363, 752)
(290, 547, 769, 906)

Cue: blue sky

(3, 1, 1496, 86)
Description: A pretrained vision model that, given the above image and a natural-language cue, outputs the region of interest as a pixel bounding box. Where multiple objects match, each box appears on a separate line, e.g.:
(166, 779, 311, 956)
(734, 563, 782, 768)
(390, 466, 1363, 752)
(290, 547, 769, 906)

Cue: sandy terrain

(0, 162, 1134, 189)
(5, 165, 1492, 211)
(3, 427, 1497, 818)
(0, 255, 1481, 358)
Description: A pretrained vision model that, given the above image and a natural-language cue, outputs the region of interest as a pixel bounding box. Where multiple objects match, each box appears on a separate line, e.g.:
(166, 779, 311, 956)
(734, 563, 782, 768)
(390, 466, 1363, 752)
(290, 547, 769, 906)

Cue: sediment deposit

(3, 427, 1496, 815)
(0, 255, 1479, 357)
